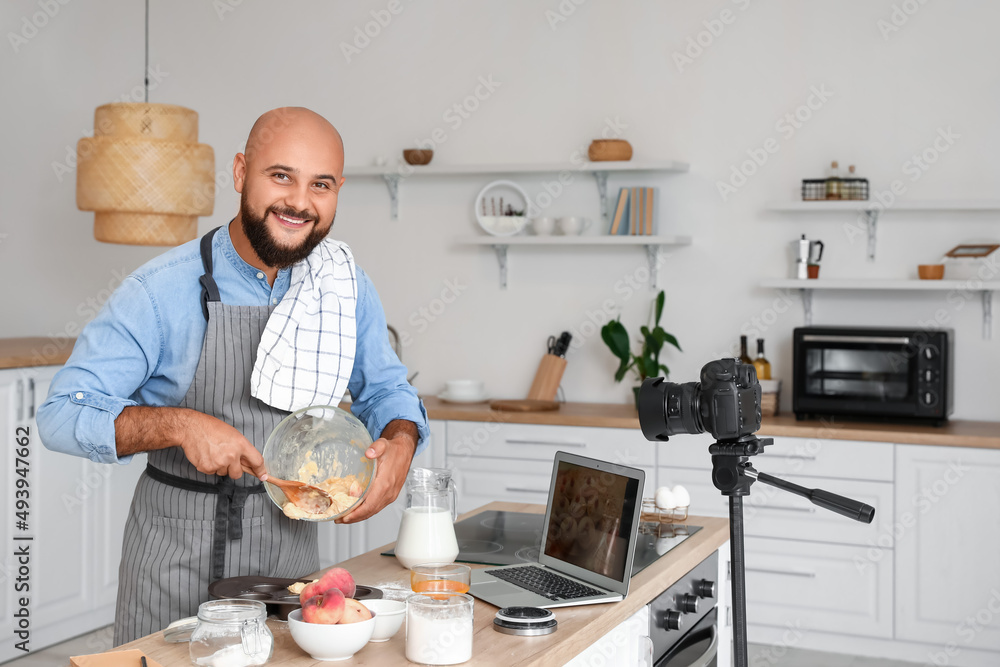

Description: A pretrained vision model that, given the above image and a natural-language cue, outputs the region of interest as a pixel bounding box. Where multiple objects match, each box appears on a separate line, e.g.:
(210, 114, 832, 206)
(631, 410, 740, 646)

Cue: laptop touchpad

(474, 581, 514, 595)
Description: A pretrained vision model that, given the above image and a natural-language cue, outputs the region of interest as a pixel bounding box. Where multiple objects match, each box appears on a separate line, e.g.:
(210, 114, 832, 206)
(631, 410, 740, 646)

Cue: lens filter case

(492, 606, 558, 636)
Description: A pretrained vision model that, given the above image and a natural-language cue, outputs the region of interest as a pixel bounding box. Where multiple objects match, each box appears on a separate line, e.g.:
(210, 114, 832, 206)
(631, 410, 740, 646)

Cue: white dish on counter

(437, 392, 490, 404)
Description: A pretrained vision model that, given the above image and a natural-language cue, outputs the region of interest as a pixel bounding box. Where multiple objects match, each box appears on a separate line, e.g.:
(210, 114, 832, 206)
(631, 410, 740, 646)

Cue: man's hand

(115, 406, 266, 480)
(337, 419, 418, 524)
(179, 411, 267, 479)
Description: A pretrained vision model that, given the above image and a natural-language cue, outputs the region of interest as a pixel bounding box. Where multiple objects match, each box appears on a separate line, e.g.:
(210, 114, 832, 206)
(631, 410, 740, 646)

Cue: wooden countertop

(421, 397, 1000, 450)
(0, 337, 74, 369)
(118, 502, 729, 666)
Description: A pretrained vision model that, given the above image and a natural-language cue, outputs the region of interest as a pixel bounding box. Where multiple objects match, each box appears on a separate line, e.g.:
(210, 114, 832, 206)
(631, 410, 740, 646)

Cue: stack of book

(608, 187, 658, 235)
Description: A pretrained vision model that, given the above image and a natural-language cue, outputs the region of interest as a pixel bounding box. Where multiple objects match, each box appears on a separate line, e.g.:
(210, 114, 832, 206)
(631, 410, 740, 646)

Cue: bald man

(38, 107, 428, 643)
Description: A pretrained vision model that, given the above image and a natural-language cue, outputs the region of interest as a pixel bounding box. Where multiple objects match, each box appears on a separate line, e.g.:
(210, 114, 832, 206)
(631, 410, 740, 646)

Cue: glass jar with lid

(189, 599, 273, 666)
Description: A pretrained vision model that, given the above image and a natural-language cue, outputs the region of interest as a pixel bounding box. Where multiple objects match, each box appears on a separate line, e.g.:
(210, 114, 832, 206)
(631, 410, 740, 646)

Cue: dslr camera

(636, 358, 762, 443)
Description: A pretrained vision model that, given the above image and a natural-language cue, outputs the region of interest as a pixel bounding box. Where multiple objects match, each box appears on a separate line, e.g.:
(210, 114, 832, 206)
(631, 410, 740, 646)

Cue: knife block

(527, 354, 567, 401)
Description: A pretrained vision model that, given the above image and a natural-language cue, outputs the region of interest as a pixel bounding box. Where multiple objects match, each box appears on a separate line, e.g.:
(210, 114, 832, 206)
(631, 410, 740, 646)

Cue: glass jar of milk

(395, 468, 460, 568)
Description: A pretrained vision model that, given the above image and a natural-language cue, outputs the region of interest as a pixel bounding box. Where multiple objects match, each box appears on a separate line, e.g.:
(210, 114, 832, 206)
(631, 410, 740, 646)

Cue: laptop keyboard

(486, 565, 604, 601)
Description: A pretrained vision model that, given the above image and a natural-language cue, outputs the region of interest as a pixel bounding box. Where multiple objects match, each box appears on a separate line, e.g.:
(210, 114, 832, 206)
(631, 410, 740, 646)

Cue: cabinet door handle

(504, 438, 586, 448)
(16, 379, 24, 423)
(770, 454, 817, 462)
(505, 487, 549, 494)
(28, 378, 35, 420)
(746, 566, 816, 578)
(753, 505, 816, 514)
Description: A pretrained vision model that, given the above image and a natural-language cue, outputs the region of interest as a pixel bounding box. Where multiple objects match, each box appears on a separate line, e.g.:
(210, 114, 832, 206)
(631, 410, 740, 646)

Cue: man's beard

(239, 191, 332, 269)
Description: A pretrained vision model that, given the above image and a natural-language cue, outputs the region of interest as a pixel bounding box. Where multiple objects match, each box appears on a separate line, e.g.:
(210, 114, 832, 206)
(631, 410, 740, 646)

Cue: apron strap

(144, 464, 266, 581)
(199, 226, 223, 321)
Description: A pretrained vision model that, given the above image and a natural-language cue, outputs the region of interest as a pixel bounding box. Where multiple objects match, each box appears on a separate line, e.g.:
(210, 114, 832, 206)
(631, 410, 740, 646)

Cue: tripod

(710, 436, 875, 667)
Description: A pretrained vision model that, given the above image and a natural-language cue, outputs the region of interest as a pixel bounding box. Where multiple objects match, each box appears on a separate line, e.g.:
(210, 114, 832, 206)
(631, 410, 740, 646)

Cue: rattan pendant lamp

(76, 0, 214, 246)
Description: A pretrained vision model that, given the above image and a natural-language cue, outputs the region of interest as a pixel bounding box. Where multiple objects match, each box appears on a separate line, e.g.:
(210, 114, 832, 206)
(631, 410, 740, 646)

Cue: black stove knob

(663, 610, 683, 631)
(695, 579, 716, 599)
(679, 594, 699, 613)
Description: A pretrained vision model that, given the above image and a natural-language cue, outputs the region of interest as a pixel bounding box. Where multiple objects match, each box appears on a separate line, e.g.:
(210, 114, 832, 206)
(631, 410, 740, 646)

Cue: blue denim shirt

(37, 224, 428, 465)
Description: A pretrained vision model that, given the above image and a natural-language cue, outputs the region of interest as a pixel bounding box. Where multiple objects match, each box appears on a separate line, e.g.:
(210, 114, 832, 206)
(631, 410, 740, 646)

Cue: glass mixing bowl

(261, 405, 376, 522)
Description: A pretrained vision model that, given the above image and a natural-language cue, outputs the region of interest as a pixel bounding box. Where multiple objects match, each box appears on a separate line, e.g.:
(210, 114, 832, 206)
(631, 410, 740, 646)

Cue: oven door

(793, 331, 928, 420)
(656, 608, 718, 667)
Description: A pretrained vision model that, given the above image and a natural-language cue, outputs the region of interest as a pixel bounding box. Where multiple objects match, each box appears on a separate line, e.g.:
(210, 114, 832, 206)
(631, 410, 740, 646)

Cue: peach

(301, 587, 346, 624)
(339, 597, 373, 624)
(298, 580, 324, 606)
(317, 567, 356, 599)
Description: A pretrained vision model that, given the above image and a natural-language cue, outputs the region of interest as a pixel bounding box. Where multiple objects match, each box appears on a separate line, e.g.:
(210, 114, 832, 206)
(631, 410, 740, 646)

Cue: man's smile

(272, 210, 312, 229)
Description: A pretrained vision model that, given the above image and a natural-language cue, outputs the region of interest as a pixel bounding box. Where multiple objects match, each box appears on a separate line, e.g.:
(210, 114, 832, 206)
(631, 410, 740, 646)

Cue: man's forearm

(379, 419, 419, 451)
(115, 405, 193, 457)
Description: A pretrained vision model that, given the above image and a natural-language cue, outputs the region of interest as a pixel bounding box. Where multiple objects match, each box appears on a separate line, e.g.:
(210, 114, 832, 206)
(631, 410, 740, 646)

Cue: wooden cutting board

(489, 399, 560, 412)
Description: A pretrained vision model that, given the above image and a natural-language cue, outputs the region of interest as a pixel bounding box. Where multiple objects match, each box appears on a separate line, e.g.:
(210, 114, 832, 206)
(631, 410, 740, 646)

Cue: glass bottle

(846, 165, 858, 200)
(753, 339, 772, 381)
(825, 161, 842, 200)
(738, 335, 753, 365)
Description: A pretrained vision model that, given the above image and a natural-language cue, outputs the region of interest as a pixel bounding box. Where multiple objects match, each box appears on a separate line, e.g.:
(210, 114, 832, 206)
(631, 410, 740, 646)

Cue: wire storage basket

(801, 178, 869, 201)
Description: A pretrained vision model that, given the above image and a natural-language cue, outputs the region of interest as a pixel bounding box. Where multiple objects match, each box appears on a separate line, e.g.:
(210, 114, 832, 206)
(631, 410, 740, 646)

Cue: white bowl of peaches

(288, 567, 377, 661)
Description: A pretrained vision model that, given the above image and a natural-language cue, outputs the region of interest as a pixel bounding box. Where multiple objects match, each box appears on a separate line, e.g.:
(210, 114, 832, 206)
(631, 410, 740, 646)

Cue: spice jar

(189, 599, 273, 666)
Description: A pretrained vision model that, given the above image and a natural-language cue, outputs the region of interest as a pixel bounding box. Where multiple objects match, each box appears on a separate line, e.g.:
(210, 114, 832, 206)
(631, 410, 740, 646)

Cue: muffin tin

(208, 575, 383, 621)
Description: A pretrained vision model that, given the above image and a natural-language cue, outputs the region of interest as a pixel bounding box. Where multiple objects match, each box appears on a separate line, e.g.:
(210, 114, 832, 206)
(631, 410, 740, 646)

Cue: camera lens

(638, 377, 704, 441)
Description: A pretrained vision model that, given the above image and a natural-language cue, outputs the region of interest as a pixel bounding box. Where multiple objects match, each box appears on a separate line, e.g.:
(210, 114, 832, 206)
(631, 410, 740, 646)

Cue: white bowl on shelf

(475, 180, 529, 237)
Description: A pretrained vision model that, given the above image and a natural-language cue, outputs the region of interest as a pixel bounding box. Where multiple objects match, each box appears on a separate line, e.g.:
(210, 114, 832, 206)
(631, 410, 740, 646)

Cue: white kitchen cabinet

(451, 456, 555, 515)
(895, 445, 1000, 651)
(445, 421, 656, 507)
(0, 366, 145, 659)
(745, 536, 894, 639)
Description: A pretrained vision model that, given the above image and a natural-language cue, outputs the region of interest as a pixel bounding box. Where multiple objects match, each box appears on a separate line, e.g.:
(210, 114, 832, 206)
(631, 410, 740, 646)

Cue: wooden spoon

(246, 467, 333, 513)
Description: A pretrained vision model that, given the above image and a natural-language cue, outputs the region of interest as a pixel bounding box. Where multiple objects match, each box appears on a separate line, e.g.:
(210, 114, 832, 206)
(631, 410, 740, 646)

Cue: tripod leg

(730, 495, 749, 667)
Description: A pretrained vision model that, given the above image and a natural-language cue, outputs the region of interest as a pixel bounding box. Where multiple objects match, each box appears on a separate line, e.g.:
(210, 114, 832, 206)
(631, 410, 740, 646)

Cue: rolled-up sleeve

(36, 276, 162, 465)
(347, 267, 429, 454)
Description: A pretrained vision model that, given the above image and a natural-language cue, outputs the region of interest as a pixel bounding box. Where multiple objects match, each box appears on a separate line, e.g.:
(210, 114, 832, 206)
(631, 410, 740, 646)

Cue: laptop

(469, 451, 645, 608)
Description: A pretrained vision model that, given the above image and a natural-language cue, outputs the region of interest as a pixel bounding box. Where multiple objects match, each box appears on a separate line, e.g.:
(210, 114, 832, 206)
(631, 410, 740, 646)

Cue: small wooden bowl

(918, 264, 945, 280)
(402, 149, 433, 165)
(588, 139, 632, 162)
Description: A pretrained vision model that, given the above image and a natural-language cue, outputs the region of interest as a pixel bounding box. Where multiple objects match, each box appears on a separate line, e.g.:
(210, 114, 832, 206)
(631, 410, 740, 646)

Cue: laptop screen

(542, 459, 641, 583)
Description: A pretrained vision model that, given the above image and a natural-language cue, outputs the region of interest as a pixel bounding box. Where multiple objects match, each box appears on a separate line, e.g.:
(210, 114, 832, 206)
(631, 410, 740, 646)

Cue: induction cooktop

(382, 511, 701, 577)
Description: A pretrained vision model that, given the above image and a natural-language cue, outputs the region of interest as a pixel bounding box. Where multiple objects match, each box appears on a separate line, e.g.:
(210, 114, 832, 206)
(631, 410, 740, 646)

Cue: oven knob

(922, 390, 939, 407)
(923, 369, 935, 383)
(679, 594, 699, 613)
(695, 579, 716, 599)
(663, 610, 683, 631)
(923, 346, 938, 361)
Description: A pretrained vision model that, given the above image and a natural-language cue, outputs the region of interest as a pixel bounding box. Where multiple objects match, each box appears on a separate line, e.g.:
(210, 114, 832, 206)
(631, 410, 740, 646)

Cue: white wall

(2, 0, 998, 419)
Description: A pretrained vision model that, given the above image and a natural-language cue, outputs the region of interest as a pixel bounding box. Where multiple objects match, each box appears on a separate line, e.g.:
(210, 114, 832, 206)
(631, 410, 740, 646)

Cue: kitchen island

(117, 501, 729, 666)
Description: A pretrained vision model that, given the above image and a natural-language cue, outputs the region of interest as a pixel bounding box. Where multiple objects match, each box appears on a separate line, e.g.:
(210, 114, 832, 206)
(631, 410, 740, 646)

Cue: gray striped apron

(113, 227, 319, 645)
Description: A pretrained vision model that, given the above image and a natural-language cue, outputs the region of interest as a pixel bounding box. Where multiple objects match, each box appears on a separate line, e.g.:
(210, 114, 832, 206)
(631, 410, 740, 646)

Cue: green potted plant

(600, 290, 682, 408)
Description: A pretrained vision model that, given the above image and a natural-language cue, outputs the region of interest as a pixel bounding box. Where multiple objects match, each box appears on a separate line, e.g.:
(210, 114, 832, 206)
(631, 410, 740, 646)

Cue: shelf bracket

(644, 245, 660, 290)
(492, 244, 509, 289)
(864, 209, 879, 262)
(382, 174, 401, 221)
(983, 290, 993, 340)
(800, 288, 814, 325)
(592, 170, 610, 226)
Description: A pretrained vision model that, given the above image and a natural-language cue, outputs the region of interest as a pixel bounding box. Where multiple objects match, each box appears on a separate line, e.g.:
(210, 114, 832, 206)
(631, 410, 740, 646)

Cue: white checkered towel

(251, 238, 358, 413)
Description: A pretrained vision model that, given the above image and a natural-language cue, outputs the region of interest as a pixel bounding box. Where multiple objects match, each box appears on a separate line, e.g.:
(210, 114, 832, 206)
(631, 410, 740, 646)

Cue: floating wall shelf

(459, 235, 693, 290)
(346, 160, 689, 221)
(760, 278, 1000, 339)
(766, 200, 1000, 262)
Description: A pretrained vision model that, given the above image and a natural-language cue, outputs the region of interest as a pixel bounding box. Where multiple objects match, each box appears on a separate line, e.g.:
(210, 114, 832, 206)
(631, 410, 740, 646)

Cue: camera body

(637, 358, 762, 443)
